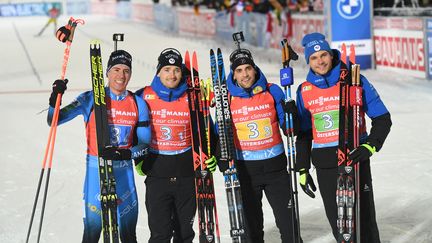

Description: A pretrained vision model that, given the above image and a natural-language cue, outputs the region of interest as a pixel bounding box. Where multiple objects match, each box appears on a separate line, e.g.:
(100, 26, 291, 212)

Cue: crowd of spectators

(159, 0, 323, 14)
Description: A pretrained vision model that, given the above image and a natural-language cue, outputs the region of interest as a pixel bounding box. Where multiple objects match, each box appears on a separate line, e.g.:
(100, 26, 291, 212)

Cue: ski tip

(90, 39, 101, 48)
(349, 44, 356, 64)
(341, 43, 347, 65)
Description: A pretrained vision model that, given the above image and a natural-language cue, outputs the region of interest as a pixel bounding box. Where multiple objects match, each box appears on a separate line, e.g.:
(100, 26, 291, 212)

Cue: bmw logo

(337, 0, 363, 20)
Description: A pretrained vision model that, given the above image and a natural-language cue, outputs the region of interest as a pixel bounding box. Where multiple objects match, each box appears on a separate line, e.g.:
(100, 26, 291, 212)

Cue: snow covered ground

(1, 15, 432, 243)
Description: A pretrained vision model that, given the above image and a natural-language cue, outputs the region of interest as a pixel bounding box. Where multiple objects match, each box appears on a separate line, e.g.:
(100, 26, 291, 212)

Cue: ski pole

(279, 39, 301, 243)
(26, 17, 84, 243)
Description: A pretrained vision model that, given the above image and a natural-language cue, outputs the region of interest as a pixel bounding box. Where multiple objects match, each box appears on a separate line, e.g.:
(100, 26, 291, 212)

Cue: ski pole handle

(280, 67, 294, 87)
(60, 17, 85, 80)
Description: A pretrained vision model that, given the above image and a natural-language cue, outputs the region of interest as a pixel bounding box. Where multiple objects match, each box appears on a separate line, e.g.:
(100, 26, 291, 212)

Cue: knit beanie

(301, 32, 332, 64)
(229, 48, 255, 71)
(107, 50, 132, 72)
(156, 48, 183, 74)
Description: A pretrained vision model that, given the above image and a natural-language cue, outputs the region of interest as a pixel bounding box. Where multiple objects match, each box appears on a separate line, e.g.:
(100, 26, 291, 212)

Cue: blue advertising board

(117, 1, 131, 20)
(329, 0, 372, 69)
(67, 1, 89, 15)
(154, 4, 177, 33)
(215, 12, 234, 41)
(426, 19, 432, 80)
(0, 2, 62, 17)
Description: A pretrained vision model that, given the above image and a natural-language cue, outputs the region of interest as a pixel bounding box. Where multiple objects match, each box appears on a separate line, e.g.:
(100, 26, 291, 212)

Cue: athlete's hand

(49, 79, 68, 107)
(348, 143, 376, 164)
(56, 26, 71, 43)
(281, 99, 298, 116)
(218, 158, 230, 173)
(134, 160, 146, 176)
(281, 99, 300, 136)
(299, 168, 316, 198)
(205, 156, 217, 173)
(99, 145, 132, 160)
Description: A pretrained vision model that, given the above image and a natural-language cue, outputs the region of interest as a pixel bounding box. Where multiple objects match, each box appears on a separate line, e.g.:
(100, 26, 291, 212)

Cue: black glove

(281, 99, 298, 116)
(49, 79, 68, 108)
(299, 168, 317, 198)
(218, 158, 230, 173)
(281, 99, 299, 136)
(99, 145, 132, 160)
(56, 26, 71, 43)
(348, 143, 376, 164)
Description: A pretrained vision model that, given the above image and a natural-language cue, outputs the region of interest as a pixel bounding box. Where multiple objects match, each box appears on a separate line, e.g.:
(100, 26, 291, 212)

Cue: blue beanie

(302, 32, 332, 64)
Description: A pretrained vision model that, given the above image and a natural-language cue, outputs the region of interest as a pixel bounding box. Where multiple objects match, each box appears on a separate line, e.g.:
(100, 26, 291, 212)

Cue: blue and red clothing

(295, 49, 390, 168)
(136, 75, 197, 243)
(225, 66, 297, 242)
(226, 67, 287, 161)
(47, 88, 151, 243)
(140, 86, 192, 155)
(295, 49, 392, 242)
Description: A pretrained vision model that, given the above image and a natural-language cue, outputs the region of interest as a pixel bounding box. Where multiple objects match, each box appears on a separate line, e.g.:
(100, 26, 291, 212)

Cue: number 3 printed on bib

(313, 110, 339, 132)
(236, 118, 273, 141)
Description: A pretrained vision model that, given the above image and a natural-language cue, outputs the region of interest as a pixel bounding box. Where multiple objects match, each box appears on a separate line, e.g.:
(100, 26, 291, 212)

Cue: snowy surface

(1, 16, 432, 243)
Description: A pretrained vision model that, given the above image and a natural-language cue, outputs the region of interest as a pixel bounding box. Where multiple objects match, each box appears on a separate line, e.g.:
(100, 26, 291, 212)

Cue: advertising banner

(117, 1, 131, 20)
(177, 8, 216, 37)
(0, 2, 62, 17)
(91, 0, 116, 16)
(329, 0, 372, 69)
(290, 14, 325, 54)
(214, 11, 234, 41)
(67, 1, 89, 15)
(426, 19, 432, 80)
(374, 17, 425, 78)
(131, 3, 153, 22)
(154, 4, 177, 32)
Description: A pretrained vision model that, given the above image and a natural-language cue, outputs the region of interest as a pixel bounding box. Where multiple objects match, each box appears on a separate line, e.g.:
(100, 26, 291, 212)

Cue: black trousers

(145, 176, 196, 243)
(239, 170, 297, 243)
(316, 160, 381, 243)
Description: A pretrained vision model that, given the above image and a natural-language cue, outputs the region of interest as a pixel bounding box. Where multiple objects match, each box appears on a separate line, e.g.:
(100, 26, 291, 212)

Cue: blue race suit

(48, 88, 151, 243)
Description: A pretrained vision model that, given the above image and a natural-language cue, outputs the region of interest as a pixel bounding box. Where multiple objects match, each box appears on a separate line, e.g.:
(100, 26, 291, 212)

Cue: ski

(210, 48, 247, 243)
(184, 50, 220, 243)
(336, 43, 361, 243)
(89, 41, 119, 243)
(279, 39, 301, 243)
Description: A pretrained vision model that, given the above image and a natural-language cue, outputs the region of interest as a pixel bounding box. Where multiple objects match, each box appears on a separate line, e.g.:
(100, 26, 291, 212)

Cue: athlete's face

(158, 65, 182, 89)
(309, 50, 333, 76)
(107, 64, 131, 95)
(233, 64, 256, 89)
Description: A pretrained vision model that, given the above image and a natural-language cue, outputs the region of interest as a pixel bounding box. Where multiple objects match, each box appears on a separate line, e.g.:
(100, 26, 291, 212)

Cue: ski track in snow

(1, 16, 431, 243)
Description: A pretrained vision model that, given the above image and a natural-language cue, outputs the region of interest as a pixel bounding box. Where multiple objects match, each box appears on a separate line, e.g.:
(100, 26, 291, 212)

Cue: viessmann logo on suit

(231, 104, 270, 115)
(307, 96, 339, 106)
(151, 109, 189, 118)
(108, 108, 136, 118)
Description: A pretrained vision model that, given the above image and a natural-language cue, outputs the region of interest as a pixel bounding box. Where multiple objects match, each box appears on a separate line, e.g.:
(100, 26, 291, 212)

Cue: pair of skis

(337, 43, 362, 243)
(90, 42, 120, 243)
(210, 48, 247, 243)
(184, 50, 221, 243)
